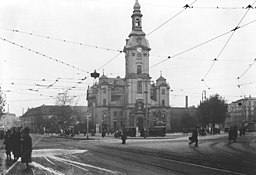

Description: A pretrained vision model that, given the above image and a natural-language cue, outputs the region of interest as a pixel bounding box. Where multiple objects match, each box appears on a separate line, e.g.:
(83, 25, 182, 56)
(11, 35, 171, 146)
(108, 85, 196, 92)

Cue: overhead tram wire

(0, 36, 90, 74)
(201, 2, 256, 82)
(97, 51, 123, 71)
(0, 28, 122, 53)
(143, 18, 256, 73)
(237, 58, 256, 79)
(147, 0, 198, 37)
(7, 98, 54, 103)
(146, 27, 233, 71)
(0, 29, 124, 74)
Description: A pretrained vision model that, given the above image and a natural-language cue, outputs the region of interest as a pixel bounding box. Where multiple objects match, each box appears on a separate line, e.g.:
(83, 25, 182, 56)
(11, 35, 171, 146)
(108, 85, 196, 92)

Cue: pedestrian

(12, 127, 22, 162)
(21, 127, 32, 171)
(102, 130, 106, 138)
(189, 127, 199, 147)
(121, 129, 127, 144)
(229, 126, 237, 142)
(4, 130, 12, 160)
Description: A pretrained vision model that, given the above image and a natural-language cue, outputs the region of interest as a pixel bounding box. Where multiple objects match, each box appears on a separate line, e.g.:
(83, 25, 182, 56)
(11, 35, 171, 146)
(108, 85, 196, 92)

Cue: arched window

(137, 65, 142, 74)
(137, 81, 142, 94)
(135, 18, 140, 26)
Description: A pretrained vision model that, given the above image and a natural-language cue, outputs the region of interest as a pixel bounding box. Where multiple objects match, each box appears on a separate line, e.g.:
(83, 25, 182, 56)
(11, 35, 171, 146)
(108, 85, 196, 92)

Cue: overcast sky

(1, 0, 256, 116)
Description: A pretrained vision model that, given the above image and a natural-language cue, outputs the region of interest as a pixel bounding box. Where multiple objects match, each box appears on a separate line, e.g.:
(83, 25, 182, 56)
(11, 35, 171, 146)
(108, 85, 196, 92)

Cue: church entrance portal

(136, 116, 144, 132)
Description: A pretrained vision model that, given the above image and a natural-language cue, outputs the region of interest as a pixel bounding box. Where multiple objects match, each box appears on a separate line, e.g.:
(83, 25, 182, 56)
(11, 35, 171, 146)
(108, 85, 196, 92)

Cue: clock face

(137, 47, 142, 52)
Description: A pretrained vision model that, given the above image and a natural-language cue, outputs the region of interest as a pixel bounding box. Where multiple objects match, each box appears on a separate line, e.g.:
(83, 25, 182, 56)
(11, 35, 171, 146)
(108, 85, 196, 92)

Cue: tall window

(137, 81, 142, 94)
(137, 65, 142, 74)
(103, 88, 106, 93)
(162, 100, 165, 106)
(103, 99, 106, 106)
(162, 89, 165, 94)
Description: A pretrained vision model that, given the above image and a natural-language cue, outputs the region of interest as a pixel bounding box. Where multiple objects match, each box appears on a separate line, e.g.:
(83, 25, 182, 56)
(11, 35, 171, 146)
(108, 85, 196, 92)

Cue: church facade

(87, 0, 171, 133)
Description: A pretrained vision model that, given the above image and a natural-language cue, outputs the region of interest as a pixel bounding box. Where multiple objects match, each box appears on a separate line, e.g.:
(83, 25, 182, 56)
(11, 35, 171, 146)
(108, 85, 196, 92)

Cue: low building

(225, 97, 256, 131)
(20, 105, 88, 133)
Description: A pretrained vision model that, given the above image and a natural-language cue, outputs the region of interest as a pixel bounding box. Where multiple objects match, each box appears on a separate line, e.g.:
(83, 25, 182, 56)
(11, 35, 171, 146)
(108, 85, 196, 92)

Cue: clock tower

(123, 0, 151, 116)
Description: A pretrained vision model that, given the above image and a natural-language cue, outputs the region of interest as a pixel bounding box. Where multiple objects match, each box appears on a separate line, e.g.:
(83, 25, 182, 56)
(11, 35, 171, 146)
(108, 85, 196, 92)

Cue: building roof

(156, 75, 166, 81)
(21, 105, 87, 118)
(98, 76, 125, 86)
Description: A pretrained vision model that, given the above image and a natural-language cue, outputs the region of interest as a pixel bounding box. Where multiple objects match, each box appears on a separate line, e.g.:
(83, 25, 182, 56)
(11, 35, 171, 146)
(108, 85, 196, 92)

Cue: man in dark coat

(21, 127, 32, 171)
(12, 127, 22, 162)
(4, 130, 12, 160)
(189, 127, 199, 147)
(121, 129, 127, 144)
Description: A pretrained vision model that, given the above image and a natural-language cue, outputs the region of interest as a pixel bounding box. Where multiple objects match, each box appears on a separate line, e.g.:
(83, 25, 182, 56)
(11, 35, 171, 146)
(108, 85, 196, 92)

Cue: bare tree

(56, 89, 74, 106)
(55, 89, 76, 133)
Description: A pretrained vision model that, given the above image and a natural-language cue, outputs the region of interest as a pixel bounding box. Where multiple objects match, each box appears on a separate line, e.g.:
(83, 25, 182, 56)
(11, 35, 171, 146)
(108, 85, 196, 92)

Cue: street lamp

(201, 90, 207, 132)
(86, 111, 91, 139)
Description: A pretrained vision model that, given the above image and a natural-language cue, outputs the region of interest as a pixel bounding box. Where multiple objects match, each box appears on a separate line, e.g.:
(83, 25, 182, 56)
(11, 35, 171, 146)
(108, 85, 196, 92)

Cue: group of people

(3, 127, 32, 171)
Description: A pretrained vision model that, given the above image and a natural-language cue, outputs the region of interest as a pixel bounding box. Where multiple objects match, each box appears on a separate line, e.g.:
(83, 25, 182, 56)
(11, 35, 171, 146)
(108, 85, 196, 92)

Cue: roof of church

(157, 75, 166, 81)
(98, 76, 125, 86)
(99, 74, 108, 79)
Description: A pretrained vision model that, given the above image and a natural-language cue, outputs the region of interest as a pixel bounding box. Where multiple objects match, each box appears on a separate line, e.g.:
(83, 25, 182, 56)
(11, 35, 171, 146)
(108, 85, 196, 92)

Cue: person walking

(12, 127, 22, 162)
(189, 127, 199, 147)
(4, 130, 12, 160)
(121, 129, 127, 144)
(21, 127, 32, 171)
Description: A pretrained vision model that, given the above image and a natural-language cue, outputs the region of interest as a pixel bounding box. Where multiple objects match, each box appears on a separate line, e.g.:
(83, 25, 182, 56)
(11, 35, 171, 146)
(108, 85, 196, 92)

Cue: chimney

(185, 96, 188, 108)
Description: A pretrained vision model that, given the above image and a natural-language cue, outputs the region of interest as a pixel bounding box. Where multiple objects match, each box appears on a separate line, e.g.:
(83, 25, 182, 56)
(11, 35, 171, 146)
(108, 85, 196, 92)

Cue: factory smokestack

(185, 96, 188, 108)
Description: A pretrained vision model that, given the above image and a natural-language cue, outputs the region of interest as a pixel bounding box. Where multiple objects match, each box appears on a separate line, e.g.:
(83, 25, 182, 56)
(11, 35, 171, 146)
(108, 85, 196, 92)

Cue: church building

(87, 0, 171, 134)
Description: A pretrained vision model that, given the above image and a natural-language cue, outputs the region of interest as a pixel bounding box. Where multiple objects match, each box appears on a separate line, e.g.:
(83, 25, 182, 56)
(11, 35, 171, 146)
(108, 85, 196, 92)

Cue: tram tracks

(190, 138, 256, 175)
(37, 135, 254, 175)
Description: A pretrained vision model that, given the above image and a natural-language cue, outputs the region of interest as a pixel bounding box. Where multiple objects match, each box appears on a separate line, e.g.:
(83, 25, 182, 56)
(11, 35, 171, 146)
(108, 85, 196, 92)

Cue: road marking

(32, 162, 65, 175)
(32, 149, 121, 174)
(43, 156, 55, 165)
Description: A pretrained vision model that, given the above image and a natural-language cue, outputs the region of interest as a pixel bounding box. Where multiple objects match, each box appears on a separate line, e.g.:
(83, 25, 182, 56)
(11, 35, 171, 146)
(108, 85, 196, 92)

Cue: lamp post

(86, 111, 91, 139)
(201, 90, 206, 132)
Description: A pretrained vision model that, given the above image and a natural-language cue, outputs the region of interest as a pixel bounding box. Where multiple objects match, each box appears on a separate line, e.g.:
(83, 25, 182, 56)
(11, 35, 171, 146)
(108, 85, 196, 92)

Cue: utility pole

(144, 80, 149, 138)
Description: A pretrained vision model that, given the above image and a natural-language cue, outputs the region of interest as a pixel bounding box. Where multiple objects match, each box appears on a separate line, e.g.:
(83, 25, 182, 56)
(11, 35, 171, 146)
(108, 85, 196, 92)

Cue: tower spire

(130, 0, 144, 35)
(134, 0, 141, 11)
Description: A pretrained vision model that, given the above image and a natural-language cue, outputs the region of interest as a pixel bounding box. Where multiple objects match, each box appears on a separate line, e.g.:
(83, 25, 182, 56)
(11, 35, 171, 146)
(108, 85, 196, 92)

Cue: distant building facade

(0, 113, 20, 130)
(225, 97, 256, 131)
(87, 1, 171, 133)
